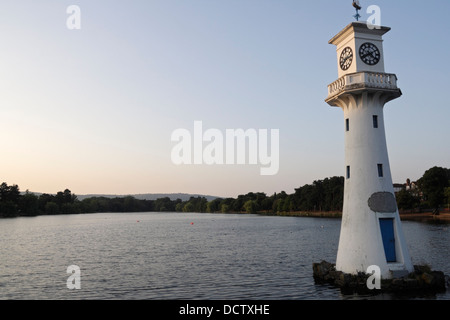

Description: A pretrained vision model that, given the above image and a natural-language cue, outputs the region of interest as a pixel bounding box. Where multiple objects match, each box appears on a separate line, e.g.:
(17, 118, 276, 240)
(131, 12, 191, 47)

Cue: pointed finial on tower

(352, 0, 362, 21)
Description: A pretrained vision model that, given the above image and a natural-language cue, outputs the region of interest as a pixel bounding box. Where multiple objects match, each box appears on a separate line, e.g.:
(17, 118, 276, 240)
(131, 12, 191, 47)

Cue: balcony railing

(327, 72, 399, 100)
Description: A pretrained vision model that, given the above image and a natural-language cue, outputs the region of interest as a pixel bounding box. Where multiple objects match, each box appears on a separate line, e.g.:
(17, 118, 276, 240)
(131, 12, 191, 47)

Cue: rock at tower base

(313, 260, 448, 295)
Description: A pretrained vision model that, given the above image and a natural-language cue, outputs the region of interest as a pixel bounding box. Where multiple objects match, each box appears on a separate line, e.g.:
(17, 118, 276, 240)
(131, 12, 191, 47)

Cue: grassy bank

(258, 210, 450, 222)
(273, 211, 342, 218)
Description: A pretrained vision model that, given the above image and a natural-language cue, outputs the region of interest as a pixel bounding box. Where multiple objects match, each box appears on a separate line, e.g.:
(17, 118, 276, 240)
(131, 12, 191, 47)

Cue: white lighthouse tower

(325, 21, 414, 279)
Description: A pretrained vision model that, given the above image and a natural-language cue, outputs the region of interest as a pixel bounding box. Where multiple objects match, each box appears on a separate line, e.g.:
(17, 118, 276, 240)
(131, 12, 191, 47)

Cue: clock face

(359, 43, 381, 66)
(340, 47, 353, 71)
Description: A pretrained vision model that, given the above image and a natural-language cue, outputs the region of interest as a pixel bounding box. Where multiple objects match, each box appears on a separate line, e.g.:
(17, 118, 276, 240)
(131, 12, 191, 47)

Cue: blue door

(379, 218, 396, 262)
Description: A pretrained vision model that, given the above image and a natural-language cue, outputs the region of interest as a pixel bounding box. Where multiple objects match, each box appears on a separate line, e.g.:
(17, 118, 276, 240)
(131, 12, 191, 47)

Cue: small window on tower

(373, 115, 379, 128)
(346, 166, 351, 179)
(346, 118, 349, 132)
(378, 164, 384, 177)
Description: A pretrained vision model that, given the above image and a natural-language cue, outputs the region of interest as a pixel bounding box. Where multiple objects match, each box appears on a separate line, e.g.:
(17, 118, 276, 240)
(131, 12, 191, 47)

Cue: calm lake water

(0, 212, 448, 300)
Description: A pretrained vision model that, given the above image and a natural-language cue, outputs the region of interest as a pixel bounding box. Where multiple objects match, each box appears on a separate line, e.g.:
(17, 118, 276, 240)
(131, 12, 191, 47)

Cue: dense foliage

(1, 166, 448, 218)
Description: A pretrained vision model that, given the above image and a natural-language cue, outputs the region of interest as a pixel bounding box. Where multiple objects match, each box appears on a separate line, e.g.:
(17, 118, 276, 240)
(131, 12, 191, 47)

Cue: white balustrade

(327, 72, 398, 99)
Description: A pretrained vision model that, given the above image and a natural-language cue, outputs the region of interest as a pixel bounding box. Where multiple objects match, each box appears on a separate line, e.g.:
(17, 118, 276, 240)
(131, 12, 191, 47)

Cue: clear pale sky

(1, 0, 449, 198)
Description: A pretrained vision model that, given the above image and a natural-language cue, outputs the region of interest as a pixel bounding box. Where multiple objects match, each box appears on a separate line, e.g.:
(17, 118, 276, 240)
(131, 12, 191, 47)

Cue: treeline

(0, 184, 180, 217)
(0, 185, 81, 217)
(0, 177, 344, 217)
(1, 166, 448, 218)
(396, 166, 450, 213)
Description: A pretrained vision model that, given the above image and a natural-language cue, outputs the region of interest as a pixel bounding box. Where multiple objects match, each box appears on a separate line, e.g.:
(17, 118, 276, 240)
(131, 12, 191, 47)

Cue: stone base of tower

(313, 260, 448, 295)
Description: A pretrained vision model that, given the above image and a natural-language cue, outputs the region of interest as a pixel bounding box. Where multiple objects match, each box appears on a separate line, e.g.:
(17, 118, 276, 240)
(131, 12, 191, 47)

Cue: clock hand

(342, 56, 352, 65)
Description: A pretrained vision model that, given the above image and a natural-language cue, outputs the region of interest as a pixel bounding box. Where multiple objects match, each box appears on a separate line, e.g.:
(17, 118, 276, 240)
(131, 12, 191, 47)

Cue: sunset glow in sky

(1, 1, 449, 198)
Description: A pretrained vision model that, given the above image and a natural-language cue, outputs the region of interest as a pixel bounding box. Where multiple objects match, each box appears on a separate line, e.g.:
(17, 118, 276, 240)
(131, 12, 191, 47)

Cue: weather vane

(352, 0, 362, 21)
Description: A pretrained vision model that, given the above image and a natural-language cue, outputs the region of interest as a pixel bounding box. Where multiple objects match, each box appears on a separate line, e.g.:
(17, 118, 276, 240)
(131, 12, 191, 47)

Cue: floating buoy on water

(190, 222, 194, 225)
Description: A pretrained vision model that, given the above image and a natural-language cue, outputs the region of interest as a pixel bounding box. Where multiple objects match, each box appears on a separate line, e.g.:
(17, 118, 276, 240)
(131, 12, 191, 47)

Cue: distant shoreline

(2, 209, 450, 224)
(398, 212, 450, 222)
(200, 209, 450, 223)
(269, 210, 450, 223)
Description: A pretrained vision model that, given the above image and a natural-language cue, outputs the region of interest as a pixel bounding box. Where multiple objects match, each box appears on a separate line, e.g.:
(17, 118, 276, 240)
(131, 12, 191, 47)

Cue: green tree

(154, 197, 175, 212)
(54, 189, 76, 207)
(61, 203, 75, 215)
(445, 187, 450, 210)
(417, 166, 449, 213)
(282, 195, 293, 212)
(45, 202, 59, 215)
(396, 189, 420, 212)
(0, 182, 21, 217)
(80, 197, 98, 213)
(38, 193, 54, 214)
(63, 189, 77, 203)
(244, 200, 259, 214)
(0, 201, 18, 216)
(175, 202, 184, 212)
(206, 198, 222, 213)
(232, 197, 244, 212)
(123, 196, 137, 212)
(0, 182, 21, 204)
(189, 197, 207, 213)
(0, 182, 8, 201)
(19, 191, 39, 216)
(220, 203, 230, 213)
(183, 202, 195, 212)
(322, 176, 344, 211)
(261, 196, 274, 212)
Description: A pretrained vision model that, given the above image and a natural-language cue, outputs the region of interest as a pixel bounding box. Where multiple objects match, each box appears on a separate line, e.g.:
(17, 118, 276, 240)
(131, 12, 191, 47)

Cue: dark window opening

(346, 118, 349, 132)
(378, 164, 384, 177)
(373, 115, 379, 128)
(346, 166, 351, 179)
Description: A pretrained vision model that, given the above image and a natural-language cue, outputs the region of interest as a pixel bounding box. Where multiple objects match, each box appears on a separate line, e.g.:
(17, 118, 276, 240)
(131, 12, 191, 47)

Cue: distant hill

(22, 191, 220, 202)
(75, 193, 220, 202)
